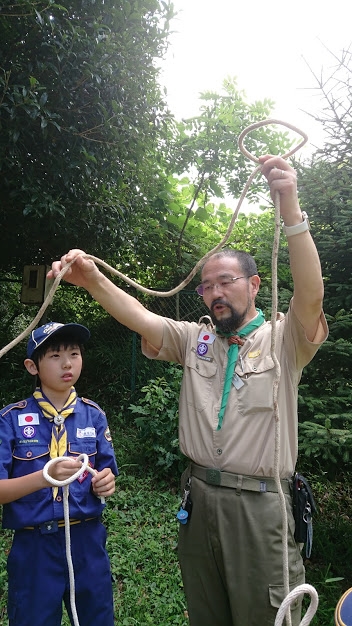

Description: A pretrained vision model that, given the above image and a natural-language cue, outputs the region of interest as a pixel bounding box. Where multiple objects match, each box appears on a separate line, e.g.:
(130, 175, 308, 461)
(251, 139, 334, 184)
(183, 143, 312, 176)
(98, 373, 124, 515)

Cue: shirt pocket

(184, 349, 218, 411)
(67, 442, 97, 495)
(235, 354, 276, 418)
(12, 444, 50, 501)
(68, 441, 97, 459)
(12, 444, 49, 466)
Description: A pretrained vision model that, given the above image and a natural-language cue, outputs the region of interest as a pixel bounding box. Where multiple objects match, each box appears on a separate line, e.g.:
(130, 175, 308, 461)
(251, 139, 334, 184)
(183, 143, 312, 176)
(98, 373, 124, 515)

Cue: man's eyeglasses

(195, 276, 247, 296)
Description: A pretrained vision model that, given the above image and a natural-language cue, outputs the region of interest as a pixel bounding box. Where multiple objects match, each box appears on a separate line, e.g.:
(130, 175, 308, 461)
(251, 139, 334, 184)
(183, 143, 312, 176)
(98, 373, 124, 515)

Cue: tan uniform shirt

(142, 302, 328, 478)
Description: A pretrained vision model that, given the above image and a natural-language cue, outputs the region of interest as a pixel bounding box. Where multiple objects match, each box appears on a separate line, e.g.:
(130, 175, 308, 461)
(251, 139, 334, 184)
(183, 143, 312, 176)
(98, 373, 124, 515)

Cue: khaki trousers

(178, 472, 305, 626)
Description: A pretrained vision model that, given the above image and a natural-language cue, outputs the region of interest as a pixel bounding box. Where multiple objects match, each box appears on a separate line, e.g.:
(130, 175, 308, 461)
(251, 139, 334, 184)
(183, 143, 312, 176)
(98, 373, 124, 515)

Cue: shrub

(128, 364, 187, 480)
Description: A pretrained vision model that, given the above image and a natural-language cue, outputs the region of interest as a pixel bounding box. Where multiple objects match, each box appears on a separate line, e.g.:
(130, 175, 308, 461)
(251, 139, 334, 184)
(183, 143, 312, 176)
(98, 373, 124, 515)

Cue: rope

(0, 119, 308, 360)
(274, 585, 319, 626)
(42, 454, 105, 626)
(238, 120, 317, 626)
(0, 118, 318, 624)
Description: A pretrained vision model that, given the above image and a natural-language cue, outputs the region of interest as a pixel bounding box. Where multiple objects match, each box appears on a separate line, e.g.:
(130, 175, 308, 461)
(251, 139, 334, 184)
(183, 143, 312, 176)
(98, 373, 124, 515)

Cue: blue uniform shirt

(0, 394, 118, 529)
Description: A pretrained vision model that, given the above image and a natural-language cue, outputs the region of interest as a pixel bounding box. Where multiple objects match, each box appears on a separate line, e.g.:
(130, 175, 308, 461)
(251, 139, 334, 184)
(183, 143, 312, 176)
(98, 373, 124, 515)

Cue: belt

(23, 517, 98, 532)
(191, 463, 291, 494)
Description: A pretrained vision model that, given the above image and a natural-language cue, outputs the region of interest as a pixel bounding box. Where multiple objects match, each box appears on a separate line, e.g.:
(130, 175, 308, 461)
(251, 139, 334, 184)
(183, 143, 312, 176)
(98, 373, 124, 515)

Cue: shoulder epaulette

(1, 399, 28, 417)
(81, 397, 106, 415)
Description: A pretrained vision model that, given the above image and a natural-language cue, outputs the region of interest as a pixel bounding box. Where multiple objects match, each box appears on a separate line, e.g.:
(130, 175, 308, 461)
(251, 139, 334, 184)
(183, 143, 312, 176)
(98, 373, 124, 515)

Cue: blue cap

(27, 322, 90, 358)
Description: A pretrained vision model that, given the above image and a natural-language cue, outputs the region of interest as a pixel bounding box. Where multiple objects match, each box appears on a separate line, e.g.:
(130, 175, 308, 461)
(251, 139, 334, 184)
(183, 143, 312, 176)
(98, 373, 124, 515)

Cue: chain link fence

(83, 290, 209, 403)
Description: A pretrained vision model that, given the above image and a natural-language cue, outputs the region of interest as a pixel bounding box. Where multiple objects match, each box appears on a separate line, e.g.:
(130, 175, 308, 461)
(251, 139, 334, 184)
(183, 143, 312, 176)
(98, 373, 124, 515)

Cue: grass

(0, 472, 350, 625)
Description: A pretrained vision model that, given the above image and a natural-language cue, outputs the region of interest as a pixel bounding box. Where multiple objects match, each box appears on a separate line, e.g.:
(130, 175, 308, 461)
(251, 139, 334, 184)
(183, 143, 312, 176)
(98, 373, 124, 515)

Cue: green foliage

(294, 47, 352, 479)
(0, 0, 174, 271)
(106, 474, 187, 624)
(128, 365, 187, 478)
(299, 415, 352, 476)
(171, 77, 293, 203)
(302, 473, 352, 625)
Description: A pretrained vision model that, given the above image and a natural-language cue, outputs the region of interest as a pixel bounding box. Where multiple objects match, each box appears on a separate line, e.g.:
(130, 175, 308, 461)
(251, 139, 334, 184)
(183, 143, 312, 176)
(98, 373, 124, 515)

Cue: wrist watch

(283, 211, 310, 237)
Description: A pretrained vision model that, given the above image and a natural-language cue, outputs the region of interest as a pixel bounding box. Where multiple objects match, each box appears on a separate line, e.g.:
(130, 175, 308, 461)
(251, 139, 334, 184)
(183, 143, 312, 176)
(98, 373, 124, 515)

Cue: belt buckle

(39, 520, 58, 534)
(206, 468, 221, 485)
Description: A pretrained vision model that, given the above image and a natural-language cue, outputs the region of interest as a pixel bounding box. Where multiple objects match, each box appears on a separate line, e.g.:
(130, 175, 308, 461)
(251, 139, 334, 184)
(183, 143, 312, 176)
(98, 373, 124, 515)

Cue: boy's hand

(45, 458, 83, 483)
(91, 467, 116, 498)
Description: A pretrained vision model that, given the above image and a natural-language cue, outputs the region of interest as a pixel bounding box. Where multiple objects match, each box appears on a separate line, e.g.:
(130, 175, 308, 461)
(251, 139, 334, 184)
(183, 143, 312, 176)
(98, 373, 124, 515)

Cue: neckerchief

(33, 386, 77, 497)
(216, 309, 265, 430)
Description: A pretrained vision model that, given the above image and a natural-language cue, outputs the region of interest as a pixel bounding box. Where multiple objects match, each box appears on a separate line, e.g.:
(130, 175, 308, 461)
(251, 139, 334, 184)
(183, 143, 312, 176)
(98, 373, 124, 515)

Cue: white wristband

(283, 211, 310, 237)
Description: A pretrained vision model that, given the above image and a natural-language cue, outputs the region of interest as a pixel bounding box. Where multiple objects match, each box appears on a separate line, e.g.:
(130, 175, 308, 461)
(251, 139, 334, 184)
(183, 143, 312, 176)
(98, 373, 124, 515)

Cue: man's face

(200, 256, 260, 332)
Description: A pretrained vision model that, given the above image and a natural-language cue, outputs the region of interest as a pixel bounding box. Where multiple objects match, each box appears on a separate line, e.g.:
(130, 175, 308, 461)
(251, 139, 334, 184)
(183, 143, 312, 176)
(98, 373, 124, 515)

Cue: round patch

(197, 343, 208, 356)
(104, 427, 112, 442)
(22, 425, 36, 438)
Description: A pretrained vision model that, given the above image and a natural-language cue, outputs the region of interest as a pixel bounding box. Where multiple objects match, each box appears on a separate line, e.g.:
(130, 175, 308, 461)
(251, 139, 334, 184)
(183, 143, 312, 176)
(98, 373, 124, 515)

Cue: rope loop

(43, 454, 105, 504)
(274, 584, 319, 626)
(43, 453, 89, 487)
(238, 118, 308, 163)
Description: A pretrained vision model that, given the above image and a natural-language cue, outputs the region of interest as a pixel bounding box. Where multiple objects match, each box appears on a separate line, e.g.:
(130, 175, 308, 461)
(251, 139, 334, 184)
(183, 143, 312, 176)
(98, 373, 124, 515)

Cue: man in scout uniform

(49, 154, 328, 625)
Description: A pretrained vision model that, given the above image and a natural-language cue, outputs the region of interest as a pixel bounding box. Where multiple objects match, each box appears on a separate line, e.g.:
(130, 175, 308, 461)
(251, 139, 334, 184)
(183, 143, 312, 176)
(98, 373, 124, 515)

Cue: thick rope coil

(43, 454, 105, 626)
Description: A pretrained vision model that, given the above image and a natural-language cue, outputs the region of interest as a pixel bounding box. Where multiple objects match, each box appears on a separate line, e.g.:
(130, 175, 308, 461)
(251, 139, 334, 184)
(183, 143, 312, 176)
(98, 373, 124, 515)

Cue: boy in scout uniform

(0, 322, 118, 626)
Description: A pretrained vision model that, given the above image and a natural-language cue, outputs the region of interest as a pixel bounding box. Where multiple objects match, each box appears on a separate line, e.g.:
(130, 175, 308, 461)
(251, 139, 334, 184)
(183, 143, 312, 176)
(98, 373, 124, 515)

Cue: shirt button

(217, 448, 223, 455)
(26, 451, 33, 458)
(56, 495, 62, 502)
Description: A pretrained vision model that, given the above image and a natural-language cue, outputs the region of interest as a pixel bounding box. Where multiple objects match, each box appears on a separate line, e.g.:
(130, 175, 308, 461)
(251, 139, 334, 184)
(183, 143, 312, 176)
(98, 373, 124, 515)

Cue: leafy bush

(298, 414, 352, 478)
(128, 365, 187, 479)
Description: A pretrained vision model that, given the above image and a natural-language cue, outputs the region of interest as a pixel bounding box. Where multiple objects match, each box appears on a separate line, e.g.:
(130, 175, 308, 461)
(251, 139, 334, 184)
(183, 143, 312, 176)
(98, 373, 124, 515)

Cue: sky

(160, 0, 352, 158)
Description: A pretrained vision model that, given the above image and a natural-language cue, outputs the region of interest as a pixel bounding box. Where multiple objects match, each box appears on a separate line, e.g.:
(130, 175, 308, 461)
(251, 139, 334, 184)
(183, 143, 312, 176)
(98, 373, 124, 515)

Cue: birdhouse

(20, 265, 53, 305)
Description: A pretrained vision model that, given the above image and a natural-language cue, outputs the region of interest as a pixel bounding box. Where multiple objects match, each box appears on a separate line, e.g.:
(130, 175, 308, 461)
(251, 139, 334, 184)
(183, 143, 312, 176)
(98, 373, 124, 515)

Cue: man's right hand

(47, 249, 100, 289)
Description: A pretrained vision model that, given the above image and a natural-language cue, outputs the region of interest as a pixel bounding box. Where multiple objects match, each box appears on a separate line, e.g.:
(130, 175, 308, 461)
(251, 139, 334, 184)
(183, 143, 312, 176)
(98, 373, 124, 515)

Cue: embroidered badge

(18, 413, 40, 426)
(197, 331, 216, 344)
(22, 425, 36, 438)
(197, 343, 208, 356)
(248, 350, 261, 358)
(191, 347, 213, 362)
(76, 427, 96, 439)
(43, 322, 62, 335)
(77, 460, 93, 483)
(104, 427, 112, 442)
(19, 439, 39, 444)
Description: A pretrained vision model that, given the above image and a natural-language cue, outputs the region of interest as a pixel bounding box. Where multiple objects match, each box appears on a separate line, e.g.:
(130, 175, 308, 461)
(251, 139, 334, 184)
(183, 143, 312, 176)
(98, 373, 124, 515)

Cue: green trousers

(178, 472, 305, 626)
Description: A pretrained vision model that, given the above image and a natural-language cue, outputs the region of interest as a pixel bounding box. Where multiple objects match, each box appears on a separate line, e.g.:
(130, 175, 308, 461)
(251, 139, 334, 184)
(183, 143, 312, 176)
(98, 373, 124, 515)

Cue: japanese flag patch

(197, 331, 216, 344)
(18, 413, 40, 426)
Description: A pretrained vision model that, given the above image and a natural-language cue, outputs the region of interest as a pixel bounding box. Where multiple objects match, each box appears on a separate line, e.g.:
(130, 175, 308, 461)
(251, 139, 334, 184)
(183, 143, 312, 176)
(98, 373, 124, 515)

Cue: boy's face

(25, 344, 83, 397)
